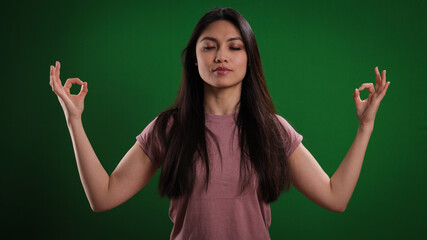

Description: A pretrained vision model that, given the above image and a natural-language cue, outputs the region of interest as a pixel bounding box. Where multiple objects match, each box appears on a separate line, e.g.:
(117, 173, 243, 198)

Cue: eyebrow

(199, 36, 243, 43)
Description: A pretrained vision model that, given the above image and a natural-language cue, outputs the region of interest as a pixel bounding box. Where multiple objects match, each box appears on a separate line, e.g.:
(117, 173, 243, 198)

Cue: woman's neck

(203, 82, 242, 115)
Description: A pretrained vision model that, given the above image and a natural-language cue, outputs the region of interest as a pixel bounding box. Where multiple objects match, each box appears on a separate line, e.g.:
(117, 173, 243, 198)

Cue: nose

(214, 48, 228, 63)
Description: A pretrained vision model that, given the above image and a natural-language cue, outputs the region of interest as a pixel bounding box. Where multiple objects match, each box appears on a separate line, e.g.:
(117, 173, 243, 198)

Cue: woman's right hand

(49, 61, 88, 122)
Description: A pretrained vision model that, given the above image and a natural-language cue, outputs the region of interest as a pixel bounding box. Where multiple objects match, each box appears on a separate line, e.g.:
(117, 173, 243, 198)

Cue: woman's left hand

(353, 67, 390, 129)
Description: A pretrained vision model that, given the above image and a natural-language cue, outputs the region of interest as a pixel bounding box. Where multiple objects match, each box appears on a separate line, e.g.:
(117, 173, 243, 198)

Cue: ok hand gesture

(49, 61, 88, 122)
(353, 67, 390, 129)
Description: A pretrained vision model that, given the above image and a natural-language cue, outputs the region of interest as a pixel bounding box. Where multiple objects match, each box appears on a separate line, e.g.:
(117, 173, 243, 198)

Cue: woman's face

(195, 20, 247, 89)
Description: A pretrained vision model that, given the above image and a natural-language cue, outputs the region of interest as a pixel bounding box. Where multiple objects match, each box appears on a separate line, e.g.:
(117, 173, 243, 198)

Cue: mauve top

(136, 112, 303, 240)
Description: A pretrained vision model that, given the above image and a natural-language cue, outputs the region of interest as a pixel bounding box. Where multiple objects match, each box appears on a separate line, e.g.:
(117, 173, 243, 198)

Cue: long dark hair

(145, 7, 292, 203)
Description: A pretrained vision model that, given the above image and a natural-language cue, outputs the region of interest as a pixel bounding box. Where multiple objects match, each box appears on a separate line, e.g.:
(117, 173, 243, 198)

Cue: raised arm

(67, 118, 159, 212)
(50, 61, 159, 212)
(287, 67, 390, 212)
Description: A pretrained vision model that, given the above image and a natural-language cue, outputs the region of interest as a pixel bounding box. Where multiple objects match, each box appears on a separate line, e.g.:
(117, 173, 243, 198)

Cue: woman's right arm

(68, 118, 158, 212)
(50, 61, 159, 212)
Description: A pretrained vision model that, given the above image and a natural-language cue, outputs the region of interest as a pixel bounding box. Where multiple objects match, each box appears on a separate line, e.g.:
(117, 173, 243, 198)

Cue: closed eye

(203, 46, 215, 51)
(203, 46, 242, 51)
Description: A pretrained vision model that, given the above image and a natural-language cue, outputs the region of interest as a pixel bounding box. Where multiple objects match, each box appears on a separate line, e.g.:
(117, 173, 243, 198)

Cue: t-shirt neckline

(204, 112, 238, 122)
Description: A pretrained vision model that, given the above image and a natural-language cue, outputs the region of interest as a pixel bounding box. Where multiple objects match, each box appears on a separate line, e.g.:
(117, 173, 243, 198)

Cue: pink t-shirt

(136, 112, 303, 240)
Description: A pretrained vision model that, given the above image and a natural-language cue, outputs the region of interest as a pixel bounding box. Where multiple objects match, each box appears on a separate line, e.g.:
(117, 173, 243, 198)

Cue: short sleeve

(136, 116, 159, 166)
(275, 114, 303, 158)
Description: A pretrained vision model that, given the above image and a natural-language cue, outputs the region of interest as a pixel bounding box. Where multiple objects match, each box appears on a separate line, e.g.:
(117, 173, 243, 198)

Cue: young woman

(49, 7, 390, 240)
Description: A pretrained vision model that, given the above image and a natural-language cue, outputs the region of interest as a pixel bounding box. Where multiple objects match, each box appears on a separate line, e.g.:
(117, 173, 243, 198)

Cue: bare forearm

(330, 125, 373, 211)
(67, 117, 110, 211)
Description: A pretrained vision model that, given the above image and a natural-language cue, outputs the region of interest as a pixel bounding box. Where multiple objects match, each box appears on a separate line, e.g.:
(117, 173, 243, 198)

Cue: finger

(359, 83, 375, 94)
(52, 64, 62, 88)
(64, 78, 84, 94)
(55, 61, 61, 82)
(376, 69, 387, 94)
(50, 65, 59, 92)
(78, 82, 88, 97)
(50, 65, 54, 87)
(375, 67, 382, 88)
(372, 81, 390, 104)
(379, 81, 391, 98)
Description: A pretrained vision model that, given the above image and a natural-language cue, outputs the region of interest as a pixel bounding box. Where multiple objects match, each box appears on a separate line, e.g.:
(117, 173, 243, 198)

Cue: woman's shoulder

(273, 113, 302, 136)
(139, 108, 177, 134)
(148, 108, 178, 134)
(273, 113, 292, 126)
(158, 108, 178, 124)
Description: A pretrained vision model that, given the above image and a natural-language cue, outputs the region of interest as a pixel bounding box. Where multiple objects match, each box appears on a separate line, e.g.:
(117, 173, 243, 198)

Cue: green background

(3, 0, 426, 239)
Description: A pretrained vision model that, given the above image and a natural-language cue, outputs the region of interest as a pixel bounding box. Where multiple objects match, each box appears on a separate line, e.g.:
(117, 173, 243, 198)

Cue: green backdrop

(4, 0, 426, 239)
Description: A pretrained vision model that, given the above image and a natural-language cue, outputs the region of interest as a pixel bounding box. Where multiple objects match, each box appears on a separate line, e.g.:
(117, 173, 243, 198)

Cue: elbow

(321, 202, 347, 213)
(324, 198, 347, 212)
(334, 206, 346, 213)
(90, 204, 103, 213)
(329, 192, 348, 212)
(90, 202, 111, 213)
(91, 205, 109, 213)
(91, 206, 105, 213)
(331, 203, 347, 213)
(88, 193, 114, 212)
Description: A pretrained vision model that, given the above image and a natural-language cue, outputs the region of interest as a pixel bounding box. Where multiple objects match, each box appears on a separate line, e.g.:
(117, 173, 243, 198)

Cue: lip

(213, 67, 231, 75)
(214, 67, 231, 71)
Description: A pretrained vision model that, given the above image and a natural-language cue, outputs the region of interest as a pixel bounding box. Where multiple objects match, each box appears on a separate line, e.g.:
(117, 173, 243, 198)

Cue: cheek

(196, 58, 211, 80)
(197, 57, 209, 71)
(237, 55, 248, 75)
(196, 52, 215, 76)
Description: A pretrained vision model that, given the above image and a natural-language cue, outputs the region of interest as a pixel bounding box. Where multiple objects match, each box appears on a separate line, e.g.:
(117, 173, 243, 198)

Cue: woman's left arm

(288, 67, 390, 212)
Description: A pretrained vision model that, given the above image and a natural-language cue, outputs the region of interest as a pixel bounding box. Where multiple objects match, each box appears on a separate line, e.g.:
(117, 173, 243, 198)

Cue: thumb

(353, 88, 361, 104)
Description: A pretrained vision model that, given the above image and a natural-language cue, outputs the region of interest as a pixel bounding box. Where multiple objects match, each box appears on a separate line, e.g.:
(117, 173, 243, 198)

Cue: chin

(203, 79, 243, 89)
